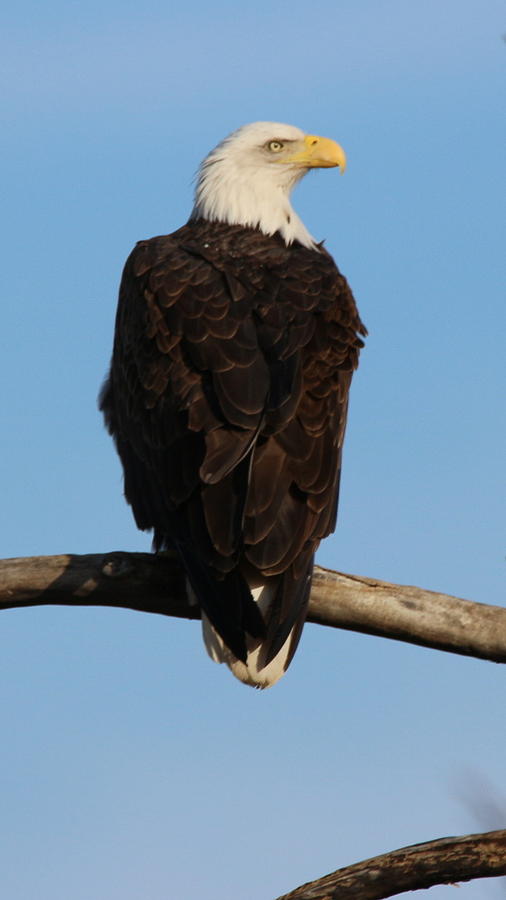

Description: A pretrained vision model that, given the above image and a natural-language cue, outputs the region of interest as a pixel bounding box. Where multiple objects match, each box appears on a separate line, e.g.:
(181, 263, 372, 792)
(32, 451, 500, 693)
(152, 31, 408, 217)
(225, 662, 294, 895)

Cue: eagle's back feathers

(100, 218, 365, 686)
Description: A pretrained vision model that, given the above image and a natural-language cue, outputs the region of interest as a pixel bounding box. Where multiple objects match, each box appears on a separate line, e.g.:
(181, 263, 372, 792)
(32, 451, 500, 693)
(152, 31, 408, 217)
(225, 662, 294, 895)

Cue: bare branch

(0, 552, 191, 618)
(1, 552, 506, 663)
(274, 829, 506, 899)
(309, 566, 506, 663)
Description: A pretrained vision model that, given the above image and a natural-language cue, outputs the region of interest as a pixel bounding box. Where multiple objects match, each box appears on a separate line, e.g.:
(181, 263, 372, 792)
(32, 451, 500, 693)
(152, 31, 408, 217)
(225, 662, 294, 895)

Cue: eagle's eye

(267, 140, 284, 153)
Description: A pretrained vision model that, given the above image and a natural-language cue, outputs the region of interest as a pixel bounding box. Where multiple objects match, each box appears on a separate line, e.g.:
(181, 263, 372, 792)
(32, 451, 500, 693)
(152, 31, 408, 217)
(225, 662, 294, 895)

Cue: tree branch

(1, 552, 505, 663)
(274, 829, 506, 899)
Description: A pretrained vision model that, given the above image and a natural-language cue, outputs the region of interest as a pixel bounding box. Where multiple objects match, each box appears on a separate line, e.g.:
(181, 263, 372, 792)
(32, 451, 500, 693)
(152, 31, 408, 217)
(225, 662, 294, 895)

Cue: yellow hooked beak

(284, 134, 347, 173)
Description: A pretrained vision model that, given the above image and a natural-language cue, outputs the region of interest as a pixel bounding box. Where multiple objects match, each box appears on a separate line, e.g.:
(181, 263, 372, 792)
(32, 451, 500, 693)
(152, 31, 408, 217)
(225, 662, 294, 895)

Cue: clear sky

(1, 1, 505, 897)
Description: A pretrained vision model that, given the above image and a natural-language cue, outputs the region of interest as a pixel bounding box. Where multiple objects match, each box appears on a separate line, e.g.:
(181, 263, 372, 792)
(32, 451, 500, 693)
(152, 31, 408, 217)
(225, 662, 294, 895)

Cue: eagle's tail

(200, 560, 312, 689)
(201, 582, 289, 689)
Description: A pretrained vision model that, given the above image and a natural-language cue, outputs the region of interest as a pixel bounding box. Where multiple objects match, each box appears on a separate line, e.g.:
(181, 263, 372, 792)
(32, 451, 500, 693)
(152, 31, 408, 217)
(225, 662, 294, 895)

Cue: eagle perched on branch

(100, 122, 365, 688)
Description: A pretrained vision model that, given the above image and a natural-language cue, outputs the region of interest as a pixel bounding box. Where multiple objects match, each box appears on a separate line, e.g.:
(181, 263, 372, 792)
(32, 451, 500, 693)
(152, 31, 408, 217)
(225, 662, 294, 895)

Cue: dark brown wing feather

(99, 220, 365, 667)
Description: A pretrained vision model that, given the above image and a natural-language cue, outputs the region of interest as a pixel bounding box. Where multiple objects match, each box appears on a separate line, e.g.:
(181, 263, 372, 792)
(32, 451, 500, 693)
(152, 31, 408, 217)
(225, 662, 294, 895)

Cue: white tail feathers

(200, 579, 294, 689)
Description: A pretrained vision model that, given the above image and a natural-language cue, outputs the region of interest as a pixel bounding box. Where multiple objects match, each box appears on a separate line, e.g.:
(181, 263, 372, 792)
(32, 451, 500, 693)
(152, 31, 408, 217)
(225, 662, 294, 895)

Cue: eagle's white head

(190, 121, 346, 249)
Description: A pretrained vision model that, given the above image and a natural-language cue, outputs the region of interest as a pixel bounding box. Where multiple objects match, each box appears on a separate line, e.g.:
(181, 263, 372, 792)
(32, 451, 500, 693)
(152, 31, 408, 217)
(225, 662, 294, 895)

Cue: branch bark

(1, 552, 506, 663)
(274, 829, 506, 899)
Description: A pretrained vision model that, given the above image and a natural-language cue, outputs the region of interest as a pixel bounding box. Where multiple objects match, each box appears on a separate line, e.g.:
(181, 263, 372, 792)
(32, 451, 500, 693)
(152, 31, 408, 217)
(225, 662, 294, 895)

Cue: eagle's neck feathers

(190, 143, 317, 250)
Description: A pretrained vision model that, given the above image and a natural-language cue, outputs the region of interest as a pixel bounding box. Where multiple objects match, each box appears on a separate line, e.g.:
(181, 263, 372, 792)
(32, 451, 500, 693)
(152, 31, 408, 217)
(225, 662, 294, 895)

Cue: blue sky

(1, 1, 505, 897)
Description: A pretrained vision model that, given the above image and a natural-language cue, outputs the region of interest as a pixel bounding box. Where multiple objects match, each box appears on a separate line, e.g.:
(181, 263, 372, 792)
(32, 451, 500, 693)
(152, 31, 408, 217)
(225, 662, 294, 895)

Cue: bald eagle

(100, 122, 365, 688)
